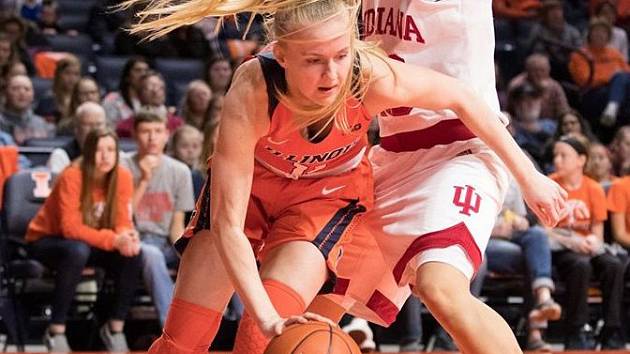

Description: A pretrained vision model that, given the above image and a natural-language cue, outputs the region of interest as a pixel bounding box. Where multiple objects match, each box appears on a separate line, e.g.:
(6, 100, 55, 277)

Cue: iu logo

(452, 185, 481, 216)
(31, 171, 52, 198)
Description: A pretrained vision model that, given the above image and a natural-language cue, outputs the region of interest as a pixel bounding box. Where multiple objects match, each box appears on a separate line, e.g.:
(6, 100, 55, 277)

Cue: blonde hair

(119, 0, 384, 135)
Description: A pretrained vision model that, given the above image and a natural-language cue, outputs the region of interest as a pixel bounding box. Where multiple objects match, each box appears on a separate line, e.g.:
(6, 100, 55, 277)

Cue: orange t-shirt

(550, 174, 608, 235)
(569, 46, 629, 88)
(493, 0, 541, 19)
(608, 176, 630, 234)
(25, 165, 134, 250)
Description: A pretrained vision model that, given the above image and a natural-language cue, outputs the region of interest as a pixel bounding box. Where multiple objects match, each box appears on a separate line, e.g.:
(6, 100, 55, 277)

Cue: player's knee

(415, 277, 462, 314)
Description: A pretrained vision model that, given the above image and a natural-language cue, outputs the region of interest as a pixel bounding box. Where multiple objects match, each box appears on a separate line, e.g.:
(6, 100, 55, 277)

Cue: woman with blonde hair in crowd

(37, 54, 81, 122)
(121, 1, 567, 353)
(179, 80, 213, 131)
(610, 126, 630, 176)
(25, 128, 142, 352)
(586, 142, 617, 192)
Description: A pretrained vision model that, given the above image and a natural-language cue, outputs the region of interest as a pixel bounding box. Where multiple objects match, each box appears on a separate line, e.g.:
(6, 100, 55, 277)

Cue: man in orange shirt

(548, 135, 625, 349)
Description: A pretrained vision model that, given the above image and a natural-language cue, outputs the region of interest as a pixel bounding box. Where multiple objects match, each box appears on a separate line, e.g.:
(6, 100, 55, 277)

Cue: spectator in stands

(509, 82, 556, 167)
(167, 25, 211, 59)
(170, 124, 204, 200)
(205, 57, 232, 96)
(527, 0, 583, 82)
(0, 60, 27, 104)
(37, 1, 60, 35)
(595, 1, 629, 60)
(569, 18, 630, 129)
(554, 110, 598, 141)
(116, 71, 183, 138)
(0, 74, 53, 144)
(120, 110, 194, 326)
(36, 54, 81, 122)
(586, 142, 617, 191)
(548, 135, 625, 350)
(0, 32, 18, 76)
(57, 77, 101, 135)
(0, 16, 35, 74)
(199, 96, 222, 170)
(591, 0, 630, 32)
(508, 53, 571, 120)
(179, 80, 212, 131)
(485, 177, 560, 351)
(25, 128, 142, 352)
(493, 0, 541, 20)
(47, 101, 106, 173)
(610, 125, 630, 176)
(608, 168, 630, 248)
(102, 56, 148, 127)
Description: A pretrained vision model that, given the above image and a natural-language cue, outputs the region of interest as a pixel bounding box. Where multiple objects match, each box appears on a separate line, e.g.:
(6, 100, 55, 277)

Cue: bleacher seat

(45, 34, 94, 59)
(18, 147, 54, 168)
(57, 0, 98, 17)
(154, 59, 204, 105)
(58, 14, 90, 33)
(95, 55, 130, 93)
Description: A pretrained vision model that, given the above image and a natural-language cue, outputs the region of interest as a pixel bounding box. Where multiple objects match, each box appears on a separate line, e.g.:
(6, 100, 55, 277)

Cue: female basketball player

(121, 1, 567, 353)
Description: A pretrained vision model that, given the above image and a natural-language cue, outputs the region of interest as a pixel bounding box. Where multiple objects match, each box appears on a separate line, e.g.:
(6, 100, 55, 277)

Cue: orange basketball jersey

(254, 54, 372, 180)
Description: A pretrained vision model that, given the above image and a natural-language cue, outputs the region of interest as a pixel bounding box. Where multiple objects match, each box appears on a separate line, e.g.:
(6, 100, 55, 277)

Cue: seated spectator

(37, 1, 60, 35)
(586, 142, 617, 191)
(569, 18, 630, 128)
(493, 0, 541, 20)
(608, 172, 630, 247)
(508, 54, 570, 120)
(167, 25, 211, 59)
(205, 57, 232, 96)
(36, 54, 81, 122)
(102, 56, 148, 127)
(509, 82, 556, 167)
(115, 71, 183, 138)
(57, 77, 101, 135)
(170, 124, 204, 200)
(548, 135, 625, 350)
(554, 109, 597, 141)
(0, 16, 36, 74)
(526, 0, 583, 82)
(595, 1, 629, 60)
(25, 128, 142, 352)
(120, 111, 194, 326)
(0, 32, 18, 87)
(485, 177, 560, 351)
(591, 0, 630, 31)
(47, 101, 107, 173)
(179, 80, 212, 131)
(0, 74, 54, 144)
(199, 96, 222, 171)
(610, 125, 630, 175)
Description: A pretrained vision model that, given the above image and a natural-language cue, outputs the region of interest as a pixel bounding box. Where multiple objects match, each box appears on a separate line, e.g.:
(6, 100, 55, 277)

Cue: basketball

(264, 322, 361, 354)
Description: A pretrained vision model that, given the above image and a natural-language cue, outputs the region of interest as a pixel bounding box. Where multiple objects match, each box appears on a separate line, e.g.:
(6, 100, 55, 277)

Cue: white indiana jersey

(362, 0, 501, 137)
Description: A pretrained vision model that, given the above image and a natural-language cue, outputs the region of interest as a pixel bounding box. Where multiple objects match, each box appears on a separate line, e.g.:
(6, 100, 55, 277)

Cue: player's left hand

(521, 172, 568, 227)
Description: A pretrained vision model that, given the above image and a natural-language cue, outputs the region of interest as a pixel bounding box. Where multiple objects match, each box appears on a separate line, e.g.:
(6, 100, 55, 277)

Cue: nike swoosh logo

(322, 185, 345, 196)
(267, 137, 289, 145)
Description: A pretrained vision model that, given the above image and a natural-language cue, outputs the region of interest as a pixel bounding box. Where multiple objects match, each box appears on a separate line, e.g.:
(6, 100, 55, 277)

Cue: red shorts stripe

(380, 120, 476, 152)
(366, 289, 400, 325)
(392, 222, 482, 283)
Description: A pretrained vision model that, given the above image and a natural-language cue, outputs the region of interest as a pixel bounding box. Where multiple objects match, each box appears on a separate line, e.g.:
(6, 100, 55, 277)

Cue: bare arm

(364, 56, 567, 226)
(208, 60, 284, 334)
(168, 211, 186, 244)
(611, 212, 630, 247)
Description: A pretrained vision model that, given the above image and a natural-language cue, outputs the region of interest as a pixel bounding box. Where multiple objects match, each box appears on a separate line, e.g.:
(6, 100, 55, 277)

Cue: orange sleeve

(590, 180, 608, 222)
(569, 51, 590, 87)
(56, 169, 117, 251)
(608, 179, 629, 214)
(114, 167, 134, 233)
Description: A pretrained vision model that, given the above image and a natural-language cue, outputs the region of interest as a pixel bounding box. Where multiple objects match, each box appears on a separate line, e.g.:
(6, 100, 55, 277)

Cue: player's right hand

(261, 312, 337, 338)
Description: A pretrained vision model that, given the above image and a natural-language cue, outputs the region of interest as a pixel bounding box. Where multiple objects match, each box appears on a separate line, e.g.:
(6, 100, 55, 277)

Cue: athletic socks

(148, 298, 222, 354)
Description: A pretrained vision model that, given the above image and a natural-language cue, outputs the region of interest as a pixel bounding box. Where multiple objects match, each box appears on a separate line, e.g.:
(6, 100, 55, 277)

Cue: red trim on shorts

(392, 222, 482, 284)
(380, 120, 476, 152)
(366, 290, 399, 325)
(332, 278, 350, 295)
